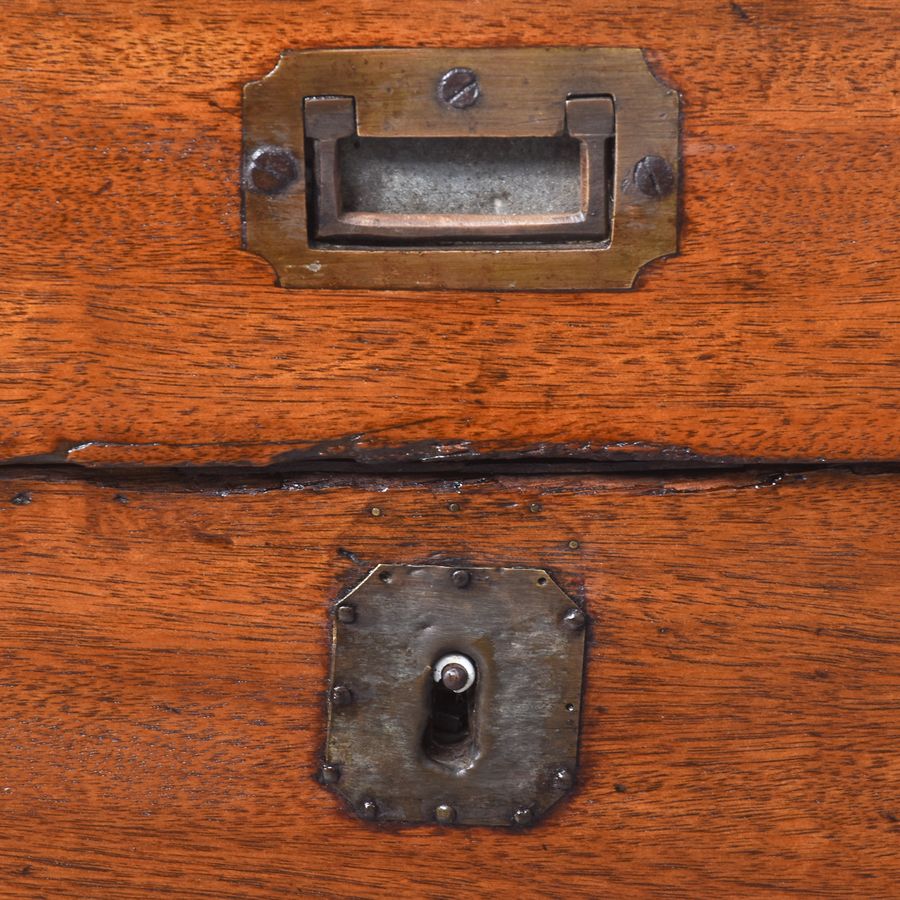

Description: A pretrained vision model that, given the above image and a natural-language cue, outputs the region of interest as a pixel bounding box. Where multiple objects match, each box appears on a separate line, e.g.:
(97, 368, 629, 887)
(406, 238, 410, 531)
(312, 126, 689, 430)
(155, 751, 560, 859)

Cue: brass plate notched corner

(321, 565, 588, 828)
(242, 49, 680, 291)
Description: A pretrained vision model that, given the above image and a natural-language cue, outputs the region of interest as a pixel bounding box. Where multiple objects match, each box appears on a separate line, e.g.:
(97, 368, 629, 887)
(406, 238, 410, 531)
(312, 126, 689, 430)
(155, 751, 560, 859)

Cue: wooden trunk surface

(1, 1, 898, 466)
(0, 468, 897, 897)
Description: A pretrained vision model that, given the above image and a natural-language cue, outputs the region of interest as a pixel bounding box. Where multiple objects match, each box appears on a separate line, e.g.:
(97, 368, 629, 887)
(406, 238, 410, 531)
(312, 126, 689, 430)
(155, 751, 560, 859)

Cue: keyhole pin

(433, 653, 477, 693)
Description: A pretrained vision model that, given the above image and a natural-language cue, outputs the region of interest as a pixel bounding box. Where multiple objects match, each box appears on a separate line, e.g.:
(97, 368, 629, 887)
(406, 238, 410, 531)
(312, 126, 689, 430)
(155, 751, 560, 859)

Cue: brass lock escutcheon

(320, 565, 588, 828)
(243, 48, 680, 291)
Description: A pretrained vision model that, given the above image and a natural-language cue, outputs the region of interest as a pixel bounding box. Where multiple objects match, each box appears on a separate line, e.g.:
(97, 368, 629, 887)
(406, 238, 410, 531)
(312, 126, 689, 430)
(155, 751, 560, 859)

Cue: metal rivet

(360, 799, 378, 820)
(336, 604, 356, 624)
(434, 803, 457, 825)
(529, 502, 542, 513)
(563, 608, 586, 631)
(370, 506, 382, 517)
(437, 67, 480, 109)
(568, 540, 580, 550)
(320, 763, 341, 784)
(634, 155, 675, 199)
(512, 806, 534, 826)
(379, 569, 393, 583)
(440, 663, 469, 692)
(448, 502, 461, 512)
(553, 766, 574, 790)
(451, 569, 471, 589)
(331, 685, 353, 707)
(247, 147, 298, 195)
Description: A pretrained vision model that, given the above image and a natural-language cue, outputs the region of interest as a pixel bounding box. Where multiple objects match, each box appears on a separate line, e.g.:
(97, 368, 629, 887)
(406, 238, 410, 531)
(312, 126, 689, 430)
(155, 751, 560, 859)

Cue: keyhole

(422, 653, 478, 771)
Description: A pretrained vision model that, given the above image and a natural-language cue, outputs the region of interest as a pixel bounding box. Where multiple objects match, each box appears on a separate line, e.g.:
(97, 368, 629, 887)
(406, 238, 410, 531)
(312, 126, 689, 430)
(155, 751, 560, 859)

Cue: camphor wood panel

(0, 468, 897, 897)
(1, 1, 899, 466)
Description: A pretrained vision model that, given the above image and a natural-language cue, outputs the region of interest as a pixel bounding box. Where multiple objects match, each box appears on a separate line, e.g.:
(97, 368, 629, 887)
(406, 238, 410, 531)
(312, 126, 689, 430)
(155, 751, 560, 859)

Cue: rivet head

(634, 155, 675, 199)
(247, 147, 298, 195)
(320, 763, 341, 784)
(563, 608, 586, 631)
(568, 540, 580, 550)
(512, 806, 534, 827)
(437, 67, 480, 109)
(434, 803, 457, 825)
(440, 663, 469, 692)
(553, 766, 574, 791)
(331, 684, 353, 707)
(336, 604, 356, 624)
(360, 799, 378, 820)
(448, 502, 461, 512)
(451, 569, 471, 589)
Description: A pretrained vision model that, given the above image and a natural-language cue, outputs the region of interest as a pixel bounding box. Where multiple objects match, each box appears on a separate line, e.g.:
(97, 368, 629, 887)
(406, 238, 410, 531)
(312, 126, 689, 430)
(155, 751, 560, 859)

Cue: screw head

(331, 684, 353, 707)
(563, 608, 586, 631)
(512, 806, 534, 826)
(634, 155, 675, 199)
(568, 540, 580, 550)
(360, 799, 378, 820)
(451, 569, 472, 589)
(336, 604, 356, 624)
(448, 502, 461, 512)
(434, 803, 457, 825)
(437, 68, 480, 109)
(553, 766, 574, 791)
(440, 663, 469, 692)
(247, 147, 298, 195)
(320, 763, 341, 784)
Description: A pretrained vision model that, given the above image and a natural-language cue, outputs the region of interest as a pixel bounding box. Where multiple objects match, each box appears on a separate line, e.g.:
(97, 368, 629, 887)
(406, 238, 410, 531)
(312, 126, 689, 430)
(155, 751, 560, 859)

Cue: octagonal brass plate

(322, 564, 587, 827)
(243, 48, 679, 291)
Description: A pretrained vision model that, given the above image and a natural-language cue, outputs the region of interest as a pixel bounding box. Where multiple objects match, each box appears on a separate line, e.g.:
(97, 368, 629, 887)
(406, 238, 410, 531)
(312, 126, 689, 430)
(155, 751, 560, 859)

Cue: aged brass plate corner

(242, 48, 680, 291)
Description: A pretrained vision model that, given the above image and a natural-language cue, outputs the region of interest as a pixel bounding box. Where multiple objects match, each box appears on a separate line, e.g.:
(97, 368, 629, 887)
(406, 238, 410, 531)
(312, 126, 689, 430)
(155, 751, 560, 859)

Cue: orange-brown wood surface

(0, 468, 897, 897)
(1, 1, 899, 466)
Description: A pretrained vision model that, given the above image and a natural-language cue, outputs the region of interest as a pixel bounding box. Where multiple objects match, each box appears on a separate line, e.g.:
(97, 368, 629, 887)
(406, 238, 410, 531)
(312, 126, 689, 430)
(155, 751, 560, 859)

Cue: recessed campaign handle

(304, 95, 614, 246)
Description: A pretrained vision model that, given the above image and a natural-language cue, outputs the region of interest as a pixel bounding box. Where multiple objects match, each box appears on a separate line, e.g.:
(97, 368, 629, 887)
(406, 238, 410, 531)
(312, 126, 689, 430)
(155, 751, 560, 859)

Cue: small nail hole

(379, 570, 393, 583)
(537, 576, 548, 586)
(565, 703, 575, 712)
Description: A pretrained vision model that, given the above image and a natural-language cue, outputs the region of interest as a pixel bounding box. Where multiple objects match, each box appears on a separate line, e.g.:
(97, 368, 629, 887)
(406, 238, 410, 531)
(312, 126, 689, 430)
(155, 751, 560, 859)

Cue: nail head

(512, 806, 534, 826)
(434, 803, 457, 824)
(320, 763, 341, 784)
(331, 684, 353, 707)
(563, 608, 586, 631)
(360, 799, 378, 820)
(451, 569, 471, 588)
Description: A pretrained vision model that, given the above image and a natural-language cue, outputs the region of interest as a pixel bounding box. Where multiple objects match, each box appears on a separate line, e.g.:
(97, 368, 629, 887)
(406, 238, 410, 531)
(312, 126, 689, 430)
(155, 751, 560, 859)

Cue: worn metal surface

(323, 564, 587, 827)
(338, 137, 582, 216)
(242, 48, 680, 290)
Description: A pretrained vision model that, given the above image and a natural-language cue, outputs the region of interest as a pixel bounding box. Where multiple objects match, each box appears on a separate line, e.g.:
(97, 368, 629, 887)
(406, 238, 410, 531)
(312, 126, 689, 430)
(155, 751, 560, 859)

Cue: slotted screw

(438, 68, 480, 109)
(634, 155, 675, 199)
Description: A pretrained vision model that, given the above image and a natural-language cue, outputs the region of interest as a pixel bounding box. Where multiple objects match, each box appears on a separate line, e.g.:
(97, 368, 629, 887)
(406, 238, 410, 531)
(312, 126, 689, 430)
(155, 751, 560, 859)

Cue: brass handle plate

(242, 48, 680, 291)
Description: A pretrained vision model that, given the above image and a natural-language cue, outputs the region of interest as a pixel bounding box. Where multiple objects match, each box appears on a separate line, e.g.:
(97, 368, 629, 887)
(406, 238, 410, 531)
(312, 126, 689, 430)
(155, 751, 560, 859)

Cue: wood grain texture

(0, 468, 897, 897)
(1, 1, 898, 466)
